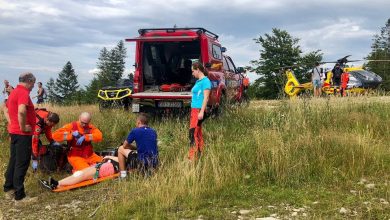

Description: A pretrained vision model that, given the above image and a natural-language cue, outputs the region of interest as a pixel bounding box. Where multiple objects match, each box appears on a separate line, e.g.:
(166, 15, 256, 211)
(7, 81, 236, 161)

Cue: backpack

(39, 143, 70, 173)
(39, 147, 58, 172)
(42, 88, 48, 99)
(333, 68, 342, 78)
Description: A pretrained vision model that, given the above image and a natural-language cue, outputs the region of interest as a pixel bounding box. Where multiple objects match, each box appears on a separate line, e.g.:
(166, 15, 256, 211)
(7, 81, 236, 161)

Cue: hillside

(0, 97, 389, 219)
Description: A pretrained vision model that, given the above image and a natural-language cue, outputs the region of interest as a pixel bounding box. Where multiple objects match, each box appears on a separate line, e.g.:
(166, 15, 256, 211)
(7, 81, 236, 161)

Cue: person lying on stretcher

(39, 155, 113, 190)
(39, 148, 137, 190)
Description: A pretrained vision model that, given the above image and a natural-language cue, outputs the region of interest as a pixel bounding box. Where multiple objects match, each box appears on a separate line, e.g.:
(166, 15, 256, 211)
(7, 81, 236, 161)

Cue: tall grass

(98, 97, 389, 218)
(0, 97, 389, 219)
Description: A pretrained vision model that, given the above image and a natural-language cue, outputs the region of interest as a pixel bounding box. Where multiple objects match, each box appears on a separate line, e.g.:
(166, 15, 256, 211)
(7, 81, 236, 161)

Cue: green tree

(55, 61, 79, 103)
(46, 77, 60, 103)
(84, 77, 102, 104)
(297, 50, 323, 82)
(84, 40, 128, 104)
(96, 40, 127, 86)
(128, 72, 134, 82)
(366, 18, 390, 90)
(250, 28, 322, 99)
(96, 47, 110, 86)
(111, 40, 127, 81)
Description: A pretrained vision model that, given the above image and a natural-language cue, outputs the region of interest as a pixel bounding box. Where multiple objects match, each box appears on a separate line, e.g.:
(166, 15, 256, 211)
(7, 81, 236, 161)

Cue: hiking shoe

(39, 179, 55, 190)
(4, 189, 15, 200)
(14, 196, 38, 206)
(48, 177, 59, 188)
(118, 175, 128, 181)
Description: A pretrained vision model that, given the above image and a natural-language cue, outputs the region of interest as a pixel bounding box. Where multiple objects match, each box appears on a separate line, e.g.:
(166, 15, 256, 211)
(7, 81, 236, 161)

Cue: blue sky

(1, 0, 389, 100)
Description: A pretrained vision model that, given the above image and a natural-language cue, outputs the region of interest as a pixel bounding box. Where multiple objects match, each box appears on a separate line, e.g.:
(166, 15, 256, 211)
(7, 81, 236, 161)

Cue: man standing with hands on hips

(3, 72, 37, 204)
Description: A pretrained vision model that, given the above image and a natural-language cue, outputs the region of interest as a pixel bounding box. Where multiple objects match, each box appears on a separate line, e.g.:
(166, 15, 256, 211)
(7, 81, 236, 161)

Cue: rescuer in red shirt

(3, 72, 37, 203)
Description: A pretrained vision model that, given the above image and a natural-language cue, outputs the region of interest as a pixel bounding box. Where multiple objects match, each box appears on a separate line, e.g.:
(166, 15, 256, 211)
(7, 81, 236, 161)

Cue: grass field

(0, 96, 389, 219)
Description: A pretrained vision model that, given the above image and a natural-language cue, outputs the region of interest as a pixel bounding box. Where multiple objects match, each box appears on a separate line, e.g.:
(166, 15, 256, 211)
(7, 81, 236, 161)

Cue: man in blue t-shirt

(117, 113, 158, 178)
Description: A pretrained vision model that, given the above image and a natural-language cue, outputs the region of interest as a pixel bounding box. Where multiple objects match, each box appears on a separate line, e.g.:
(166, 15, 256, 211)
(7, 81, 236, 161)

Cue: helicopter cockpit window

(350, 70, 378, 80)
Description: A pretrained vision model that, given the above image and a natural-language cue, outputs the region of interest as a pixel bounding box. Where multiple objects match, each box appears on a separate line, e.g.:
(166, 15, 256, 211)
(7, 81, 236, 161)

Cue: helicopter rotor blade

(346, 59, 363, 62)
(337, 55, 352, 63)
(321, 61, 338, 64)
(275, 64, 299, 70)
(365, 60, 390, 62)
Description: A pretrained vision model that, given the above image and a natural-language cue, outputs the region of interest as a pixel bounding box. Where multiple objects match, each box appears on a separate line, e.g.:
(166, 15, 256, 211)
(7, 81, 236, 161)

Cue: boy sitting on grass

(118, 113, 158, 178)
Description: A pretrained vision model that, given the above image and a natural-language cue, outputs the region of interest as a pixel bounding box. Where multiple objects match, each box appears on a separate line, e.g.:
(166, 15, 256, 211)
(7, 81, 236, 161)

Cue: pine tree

(96, 40, 127, 86)
(128, 72, 134, 82)
(84, 40, 128, 104)
(110, 40, 127, 82)
(96, 47, 110, 86)
(46, 77, 60, 103)
(366, 18, 390, 90)
(55, 61, 79, 103)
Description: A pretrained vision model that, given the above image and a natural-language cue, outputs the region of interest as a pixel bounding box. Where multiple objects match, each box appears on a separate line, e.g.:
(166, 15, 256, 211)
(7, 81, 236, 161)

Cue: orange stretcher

(52, 173, 119, 192)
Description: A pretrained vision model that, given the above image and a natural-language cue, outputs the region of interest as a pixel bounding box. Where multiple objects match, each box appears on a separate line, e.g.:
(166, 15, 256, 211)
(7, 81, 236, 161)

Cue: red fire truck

(125, 27, 248, 114)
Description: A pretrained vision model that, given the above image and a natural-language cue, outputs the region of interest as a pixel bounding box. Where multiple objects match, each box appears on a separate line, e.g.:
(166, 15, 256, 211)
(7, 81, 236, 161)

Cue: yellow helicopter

(284, 56, 388, 97)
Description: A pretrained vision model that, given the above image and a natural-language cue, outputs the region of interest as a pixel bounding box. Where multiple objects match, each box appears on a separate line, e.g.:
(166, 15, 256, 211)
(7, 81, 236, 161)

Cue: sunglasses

(80, 121, 89, 126)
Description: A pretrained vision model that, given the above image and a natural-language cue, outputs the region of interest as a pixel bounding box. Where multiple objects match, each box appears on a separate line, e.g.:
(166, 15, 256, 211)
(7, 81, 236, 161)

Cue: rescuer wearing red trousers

(188, 62, 211, 160)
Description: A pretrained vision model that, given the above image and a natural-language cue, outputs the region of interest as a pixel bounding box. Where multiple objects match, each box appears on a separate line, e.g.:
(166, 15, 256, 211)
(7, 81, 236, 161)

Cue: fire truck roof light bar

(138, 27, 219, 39)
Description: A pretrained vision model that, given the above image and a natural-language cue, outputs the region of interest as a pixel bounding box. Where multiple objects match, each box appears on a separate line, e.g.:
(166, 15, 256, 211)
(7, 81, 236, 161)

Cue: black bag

(39, 143, 70, 173)
(126, 151, 138, 169)
(39, 148, 57, 172)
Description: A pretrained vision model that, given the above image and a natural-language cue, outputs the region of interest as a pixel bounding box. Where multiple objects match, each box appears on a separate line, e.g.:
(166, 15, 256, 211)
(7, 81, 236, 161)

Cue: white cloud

(219, 34, 259, 67)
(289, 18, 376, 60)
(0, 0, 389, 92)
(30, 5, 62, 16)
(0, 0, 18, 11)
(82, 5, 130, 19)
(88, 68, 100, 75)
(80, 43, 117, 49)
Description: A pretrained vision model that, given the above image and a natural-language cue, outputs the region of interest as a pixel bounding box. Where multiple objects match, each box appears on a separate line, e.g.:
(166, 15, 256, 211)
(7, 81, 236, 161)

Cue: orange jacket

(52, 121, 103, 158)
(32, 109, 54, 158)
(243, 77, 250, 87)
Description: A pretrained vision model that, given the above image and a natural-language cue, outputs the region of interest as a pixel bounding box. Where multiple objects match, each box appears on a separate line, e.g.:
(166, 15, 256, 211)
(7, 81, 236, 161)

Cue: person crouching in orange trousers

(188, 62, 211, 160)
(52, 112, 103, 172)
(341, 72, 349, 97)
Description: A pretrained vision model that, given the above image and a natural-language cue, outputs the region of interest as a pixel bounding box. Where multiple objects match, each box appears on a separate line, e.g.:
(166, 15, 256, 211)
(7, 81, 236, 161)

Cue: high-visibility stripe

(64, 132, 68, 141)
(88, 134, 93, 141)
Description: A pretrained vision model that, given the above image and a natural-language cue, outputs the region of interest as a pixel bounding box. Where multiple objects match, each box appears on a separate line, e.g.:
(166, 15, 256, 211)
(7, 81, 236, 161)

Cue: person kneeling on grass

(118, 113, 158, 179)
(39, 155, 119, 190)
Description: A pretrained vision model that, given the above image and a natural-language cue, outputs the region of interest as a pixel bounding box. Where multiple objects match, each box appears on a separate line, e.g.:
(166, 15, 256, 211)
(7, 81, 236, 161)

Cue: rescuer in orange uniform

(52, 112, 103, 172)
(341, 72, 349, 97)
